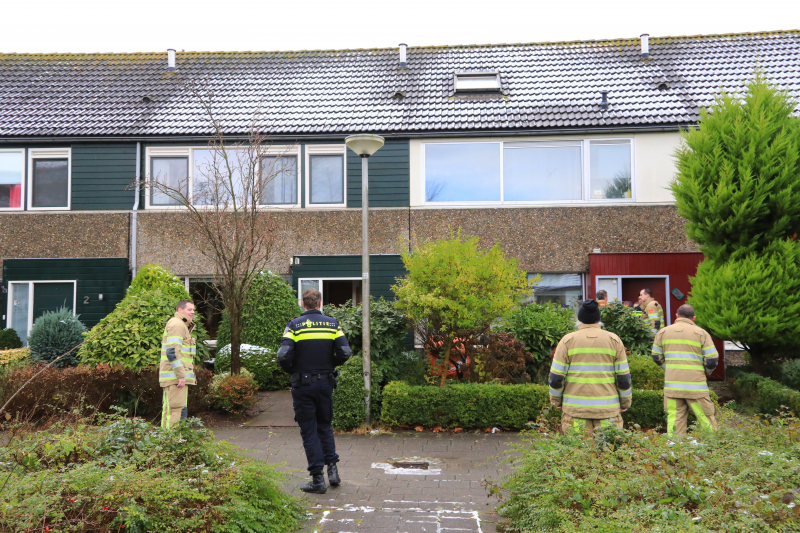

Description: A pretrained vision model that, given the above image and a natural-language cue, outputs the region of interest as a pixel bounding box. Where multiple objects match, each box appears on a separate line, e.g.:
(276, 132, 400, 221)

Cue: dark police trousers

(291, 376, 339, 475)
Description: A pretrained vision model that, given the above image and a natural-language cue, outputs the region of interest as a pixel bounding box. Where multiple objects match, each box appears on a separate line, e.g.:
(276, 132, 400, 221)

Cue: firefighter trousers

(562, 413, 623, 434)
(161, 384, 188, 429)
(664, 396, 717, 436)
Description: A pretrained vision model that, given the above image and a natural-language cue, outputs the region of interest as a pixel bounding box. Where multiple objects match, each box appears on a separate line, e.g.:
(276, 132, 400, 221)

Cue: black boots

(300, 474, 327, 494)
(327, 463, 341, 486)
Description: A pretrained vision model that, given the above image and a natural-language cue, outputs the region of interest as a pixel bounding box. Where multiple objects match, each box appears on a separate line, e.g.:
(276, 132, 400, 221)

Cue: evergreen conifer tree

(672, 73, 800, 373)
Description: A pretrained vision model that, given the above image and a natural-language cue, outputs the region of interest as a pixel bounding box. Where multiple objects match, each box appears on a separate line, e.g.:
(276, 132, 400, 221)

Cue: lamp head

(345, 134, 385, 157)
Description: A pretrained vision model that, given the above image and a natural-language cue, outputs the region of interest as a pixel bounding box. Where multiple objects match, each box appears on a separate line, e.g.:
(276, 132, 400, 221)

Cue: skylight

(454, 72, 501, 93)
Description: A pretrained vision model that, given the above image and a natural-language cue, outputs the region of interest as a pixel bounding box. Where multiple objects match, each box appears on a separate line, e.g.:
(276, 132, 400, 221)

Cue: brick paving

(213, 413, 521, 532)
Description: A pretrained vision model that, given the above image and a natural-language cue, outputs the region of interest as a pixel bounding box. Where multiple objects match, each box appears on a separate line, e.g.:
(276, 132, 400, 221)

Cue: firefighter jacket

(641, 297, 665, 334)
(277, 309, 352, 374)
(652, 317, 718, 399)
(548, 323, 632, 419)
(159, 311, 197, 387)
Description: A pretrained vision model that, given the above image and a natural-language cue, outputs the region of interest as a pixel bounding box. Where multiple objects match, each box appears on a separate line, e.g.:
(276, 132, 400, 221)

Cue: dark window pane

(32, 159, 68, 208)
(309, 155, 344, 204)
(151, 157, 188, 206)
(261, 155, 297, 204)
(424, 143, 500, 202)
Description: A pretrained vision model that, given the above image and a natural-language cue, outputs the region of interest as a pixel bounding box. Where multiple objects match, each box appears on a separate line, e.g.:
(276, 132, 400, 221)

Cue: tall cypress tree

(673, 73, 800, 373)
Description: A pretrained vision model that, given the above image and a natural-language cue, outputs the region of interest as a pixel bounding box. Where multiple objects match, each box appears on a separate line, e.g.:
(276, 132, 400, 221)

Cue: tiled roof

(0, 31, 799, 137)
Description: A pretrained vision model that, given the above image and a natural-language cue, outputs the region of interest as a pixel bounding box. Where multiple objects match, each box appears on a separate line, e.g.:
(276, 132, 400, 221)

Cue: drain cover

(391, 461, 429, 469)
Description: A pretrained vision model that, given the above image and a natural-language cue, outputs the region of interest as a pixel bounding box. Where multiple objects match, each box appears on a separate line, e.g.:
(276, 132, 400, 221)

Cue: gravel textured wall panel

(410, 206, 696, 272)
(0, 213, 129, 271)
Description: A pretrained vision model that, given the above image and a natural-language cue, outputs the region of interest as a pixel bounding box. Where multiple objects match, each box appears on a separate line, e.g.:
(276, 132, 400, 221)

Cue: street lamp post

(344, 134, 385, 425)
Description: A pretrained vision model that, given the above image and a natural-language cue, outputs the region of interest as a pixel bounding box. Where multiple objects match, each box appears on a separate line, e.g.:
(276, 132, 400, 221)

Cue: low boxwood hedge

(381, 382, 717, 430)
(731, 372, 800, 415)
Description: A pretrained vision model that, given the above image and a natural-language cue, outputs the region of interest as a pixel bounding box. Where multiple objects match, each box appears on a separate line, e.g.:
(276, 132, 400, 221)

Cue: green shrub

(324, 297, 409, 383)
(781, 359, 800, 391)
(0, 412, 304, 532)
(0, 364, 214, 420)
(211, 371, 259, 415)
(217, 271, 301, 348)
(498, 409, 800, 532)
(381, 382, 717, 430)
(628, 354, 664, 390)
(332, 355, 383, 430)
(601, 301, 654, 355)
(0, 328, 22, 350)
(731, 372, 800, 415)
(502, 302, 576, 381)
(215, 343, 289, 390)
(28, 306, 86, 368)
(78, 264, 209, 371)
(0, 347, 30, 368)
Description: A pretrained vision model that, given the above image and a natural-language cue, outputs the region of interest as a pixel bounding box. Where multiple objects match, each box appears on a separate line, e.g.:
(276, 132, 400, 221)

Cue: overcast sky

(1, 0, 797, 54)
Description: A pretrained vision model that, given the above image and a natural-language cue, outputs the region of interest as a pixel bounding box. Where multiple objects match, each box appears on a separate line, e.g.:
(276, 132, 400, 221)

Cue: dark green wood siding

(347, 140, 410, 208)
(2, 258, 129, 329)
(291, 255, 406, 301)
(71, 144, 137, 210)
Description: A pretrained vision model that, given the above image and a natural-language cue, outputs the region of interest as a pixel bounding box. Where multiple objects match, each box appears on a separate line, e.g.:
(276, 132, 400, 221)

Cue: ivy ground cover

(498, 408, 800, 532)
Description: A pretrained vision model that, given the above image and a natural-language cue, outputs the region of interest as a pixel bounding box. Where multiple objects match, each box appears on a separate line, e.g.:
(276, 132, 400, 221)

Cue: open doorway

(595, 275, 670, 325)
(188, 280, 224, 339)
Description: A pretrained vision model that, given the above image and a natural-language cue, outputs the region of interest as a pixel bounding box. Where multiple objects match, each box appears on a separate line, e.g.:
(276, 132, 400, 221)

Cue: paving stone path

(213, 392, 522, 533)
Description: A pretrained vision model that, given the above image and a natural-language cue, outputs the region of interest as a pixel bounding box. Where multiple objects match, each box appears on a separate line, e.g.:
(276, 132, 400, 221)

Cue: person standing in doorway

(159, 300, 197, 428)
(639, 288, 665, 334)
(278, 288, 352, 494)
(652, 304, 718, 435)
(596, 289, 608, 308)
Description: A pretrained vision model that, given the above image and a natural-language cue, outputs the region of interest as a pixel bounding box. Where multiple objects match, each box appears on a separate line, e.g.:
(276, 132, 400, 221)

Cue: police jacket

(277, 309, 352, 374)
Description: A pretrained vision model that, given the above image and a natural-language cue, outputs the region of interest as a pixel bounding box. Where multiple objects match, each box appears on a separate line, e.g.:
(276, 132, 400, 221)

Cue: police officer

(278, 288, 352, 494)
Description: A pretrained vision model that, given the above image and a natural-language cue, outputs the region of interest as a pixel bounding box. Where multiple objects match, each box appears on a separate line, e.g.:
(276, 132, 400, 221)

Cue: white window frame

(305, 145, 347, 208)
(297, 276, 361, 308)
(0, 148, 25, 212)
(144, 145, 302, 210)
(6, 280, 78, 343)
(594, 274, 671, 326)
(421, 138, 636, 206)
(27, 148, 71, 211)
(454, 72, 502, 93)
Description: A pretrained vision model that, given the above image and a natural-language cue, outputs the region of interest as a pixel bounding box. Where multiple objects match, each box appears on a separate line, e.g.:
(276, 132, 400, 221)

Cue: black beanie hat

(578, 299, 601, 324)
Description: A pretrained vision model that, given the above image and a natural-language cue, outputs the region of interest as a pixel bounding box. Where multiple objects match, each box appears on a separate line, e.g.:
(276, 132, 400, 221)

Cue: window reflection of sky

(425, 143, 500, 202)
(504, 145, 581, 201)
(193, 149, 246, 205)
(590, 143, 631, 199)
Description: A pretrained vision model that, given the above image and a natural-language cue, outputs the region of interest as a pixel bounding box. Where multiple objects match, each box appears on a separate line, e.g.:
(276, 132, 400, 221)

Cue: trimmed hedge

(731, 372, 800, 415)
(332, 355, 383, 430)
(627, 354, 664, 390)
(381, 382, 717, 430)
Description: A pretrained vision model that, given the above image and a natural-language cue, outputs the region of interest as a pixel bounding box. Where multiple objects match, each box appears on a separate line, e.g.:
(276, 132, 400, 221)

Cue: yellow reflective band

(567, 348, 616, 356)
(666, 364, 704, 370)
(690, 402, 713, 430)
(662, 339, 702, 347)
(565, 376, 615, 384)
(667, 398, 677, 436)
(294, 332, 339, 341)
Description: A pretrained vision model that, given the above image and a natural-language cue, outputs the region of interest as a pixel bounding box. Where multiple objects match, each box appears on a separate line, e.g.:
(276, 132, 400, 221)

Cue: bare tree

(142, 78, 294, 374)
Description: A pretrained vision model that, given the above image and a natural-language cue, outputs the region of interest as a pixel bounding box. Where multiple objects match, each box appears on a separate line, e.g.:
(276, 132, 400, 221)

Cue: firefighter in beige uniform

(159, 300, 197, 428)
(652, 303, 718, 436)
(639, 288, 665, 335)
(549, 300, 632, 433)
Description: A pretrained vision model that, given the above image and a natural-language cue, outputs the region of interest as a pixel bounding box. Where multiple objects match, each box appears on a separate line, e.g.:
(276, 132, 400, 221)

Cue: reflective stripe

(568, 348, 616, 356)
(166, 336, 183, 344)
(160, 372, 177, 379)
(702, 347, 718, 356)
(614, 362, 629, 373)
(162, 389, 170, 429)
(569, 364, 615, 372)
(619, 388, 632, 398)
(666, 352, 703, 361)
(690, 402, 713, 430)
(667, 398, 677, 436)
(293, 332, 339, 341)
(663, 339, 702, 347)
(551, 360, 569, 373)
(566, 376, 615, 384)
(549, 387, 563, 397)
(170, 360, 183, 369)
(563, 395, 620, 407)
(652, 345, 664, 354)
(184, 372, 196, 380)
(666, 364, 704, 370)
(665, 381, 708, 391)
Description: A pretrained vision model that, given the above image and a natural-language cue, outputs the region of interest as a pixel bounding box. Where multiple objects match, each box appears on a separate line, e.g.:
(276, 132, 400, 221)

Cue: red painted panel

(588, 252, 726, 381)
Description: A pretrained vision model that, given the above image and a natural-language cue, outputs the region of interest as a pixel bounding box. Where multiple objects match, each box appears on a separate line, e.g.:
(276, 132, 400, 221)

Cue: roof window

(454, 72, 501, 93)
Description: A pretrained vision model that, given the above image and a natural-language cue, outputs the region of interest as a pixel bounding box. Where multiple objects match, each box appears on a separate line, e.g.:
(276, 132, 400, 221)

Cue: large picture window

(28, 148, 71, 210)
(150, 157, 188, 206)
(422, 139, 634, 204)
(0, 150, 23, 210)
